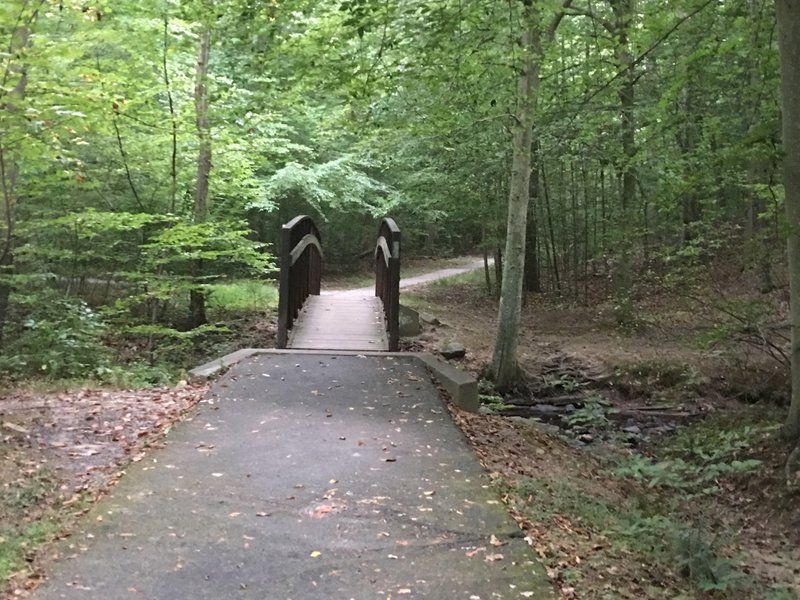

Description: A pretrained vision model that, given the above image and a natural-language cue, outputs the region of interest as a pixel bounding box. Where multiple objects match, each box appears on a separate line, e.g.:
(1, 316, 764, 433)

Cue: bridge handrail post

(277, 215, 322, 349)
(375, 217, 401, 351)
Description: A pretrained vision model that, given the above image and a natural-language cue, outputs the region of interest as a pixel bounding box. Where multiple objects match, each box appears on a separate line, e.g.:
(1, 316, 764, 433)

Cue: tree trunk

(777, 0, 800, 440)
(163, 14, 178, 214)
(0, 11, 34, 344)
(190, 27, 212, 328)
(524, 137, 541, 294)
(494, 247, 503, 299)
(483, 245, 492, 295)
(542, 156, 561, 291)
(490, 2, 541, 391)
(610, 0, 637, 325)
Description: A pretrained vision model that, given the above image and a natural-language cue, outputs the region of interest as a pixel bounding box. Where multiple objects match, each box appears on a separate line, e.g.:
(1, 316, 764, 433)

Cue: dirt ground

(0, 384, 207, 597)
(401, 272, 800, 599)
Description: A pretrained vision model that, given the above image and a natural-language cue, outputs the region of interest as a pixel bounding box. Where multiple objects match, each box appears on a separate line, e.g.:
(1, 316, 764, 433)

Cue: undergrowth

(0, 464, 62, 584)
(513, 476, 754, 596)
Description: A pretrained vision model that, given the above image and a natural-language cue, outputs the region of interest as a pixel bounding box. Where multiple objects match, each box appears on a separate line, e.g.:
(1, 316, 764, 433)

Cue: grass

(512, 476, 750, 596)
(207, 280, 278, 313)
(0, 464, 64, 586)
(0, 520, 61, 582)
(429, 266, 491, 288)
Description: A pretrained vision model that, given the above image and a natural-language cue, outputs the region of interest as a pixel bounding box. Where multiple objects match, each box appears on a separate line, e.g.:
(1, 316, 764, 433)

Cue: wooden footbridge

(276, 216, 401, 352)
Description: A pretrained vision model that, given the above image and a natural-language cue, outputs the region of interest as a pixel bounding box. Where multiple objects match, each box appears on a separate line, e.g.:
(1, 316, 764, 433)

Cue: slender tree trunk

(163, 15, 178, 214)
(494, 247, 503, 299)
(490, 1, 541, 391)
(0, 148, 16, 345)
(570, 161, 579, 298)
(777, 0, 800, 440)
(600, 162, 607, 267)
(0, 6, 35, 343)
(542, 157, 561, 291)
(610, 0, 637, 324)
(582, 162, 589, 303)
(525, 137, 542, 294)
(190, 27, 212, 328)
(483, 248, 492, 295)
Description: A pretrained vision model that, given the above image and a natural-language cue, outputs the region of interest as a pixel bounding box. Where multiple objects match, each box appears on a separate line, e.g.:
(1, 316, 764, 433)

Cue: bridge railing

(375, 217, 401, 351)
(277, 215, 322, 349)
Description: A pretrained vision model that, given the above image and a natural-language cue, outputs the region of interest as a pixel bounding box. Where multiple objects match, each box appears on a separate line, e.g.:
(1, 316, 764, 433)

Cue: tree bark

(163, 14, 178, 214)
(777, 0, 800, 440)
(490, 2, 541, 391)
(524, 138, 541, 294)
(542, 156, 560, 291)
(0, 6, 35, 344)
(609, 0, 637, 325)
(190, 27, 212, 328)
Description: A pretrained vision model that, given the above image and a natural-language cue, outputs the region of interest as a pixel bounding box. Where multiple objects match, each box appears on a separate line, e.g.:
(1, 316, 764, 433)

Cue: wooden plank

(288, 294, 389, 351)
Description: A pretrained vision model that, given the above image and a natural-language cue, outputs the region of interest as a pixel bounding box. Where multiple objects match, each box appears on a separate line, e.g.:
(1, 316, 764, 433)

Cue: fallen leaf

(310, 550, 321, 558)
(311, 505, 333, 518)
(484, 553, 504, 562)
(489, 534, 507, 547)
(465, 547, 486, 558)
(3, 422, 29, 434)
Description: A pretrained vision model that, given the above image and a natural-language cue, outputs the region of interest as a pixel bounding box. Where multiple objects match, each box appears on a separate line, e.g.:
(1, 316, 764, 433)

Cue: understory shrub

(0, 289, 112, 379)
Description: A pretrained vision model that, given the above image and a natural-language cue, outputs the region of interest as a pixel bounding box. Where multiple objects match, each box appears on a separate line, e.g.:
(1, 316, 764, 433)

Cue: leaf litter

(0, 382, 207, 596)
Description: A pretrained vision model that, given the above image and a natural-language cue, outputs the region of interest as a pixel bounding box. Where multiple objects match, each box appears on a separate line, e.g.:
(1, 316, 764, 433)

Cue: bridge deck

(288, 294, 389, 351)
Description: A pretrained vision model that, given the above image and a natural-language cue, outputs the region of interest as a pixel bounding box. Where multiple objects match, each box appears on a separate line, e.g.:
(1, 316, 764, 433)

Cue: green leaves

(143, 221, 273, 274)
(255, 156, 393, 218)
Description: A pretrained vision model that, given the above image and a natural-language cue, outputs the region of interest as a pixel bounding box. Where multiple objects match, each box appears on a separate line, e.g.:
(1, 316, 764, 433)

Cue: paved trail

(32, 304, 551, 600)
(326, 258, 486, 297)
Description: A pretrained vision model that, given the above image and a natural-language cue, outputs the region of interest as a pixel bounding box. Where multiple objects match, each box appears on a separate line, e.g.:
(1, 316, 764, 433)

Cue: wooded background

(0, 0, 793, 394)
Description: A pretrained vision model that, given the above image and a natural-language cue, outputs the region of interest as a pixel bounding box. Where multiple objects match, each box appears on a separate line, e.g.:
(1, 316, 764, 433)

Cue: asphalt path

(31, 353, 551, 600)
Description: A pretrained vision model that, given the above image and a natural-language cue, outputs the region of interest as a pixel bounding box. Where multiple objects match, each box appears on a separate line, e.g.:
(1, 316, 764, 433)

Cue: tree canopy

(0, 0, 793, 401)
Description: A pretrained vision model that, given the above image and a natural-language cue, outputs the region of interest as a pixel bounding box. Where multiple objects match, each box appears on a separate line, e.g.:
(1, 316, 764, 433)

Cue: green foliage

(544, 372, 588, 394)
(564, 396, 619, 429)
(207, 280, 279, 314)
(0, 468, 57, 512)
(514, 477, 747, 594)
(143, 221, 272, 274)
(0, 467, 62, 583)
(478, 394, 509, 409)
(696, 298, 788, 366)
(669, 528, 744, 592)
(0, 520, 62, 584)
(252, 156, 393, 217)
(613, 421, 768, 495)
(612, 361, 702, 394)
(117, 323, 229, 368)
(0, 290, 112, 380)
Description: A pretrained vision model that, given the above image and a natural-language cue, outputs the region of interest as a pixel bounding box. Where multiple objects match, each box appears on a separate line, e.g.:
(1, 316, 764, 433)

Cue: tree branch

(575, 0, 717, 111)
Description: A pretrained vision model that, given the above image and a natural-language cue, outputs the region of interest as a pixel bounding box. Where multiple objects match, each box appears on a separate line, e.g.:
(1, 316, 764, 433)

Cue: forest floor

(1, 256, 799, 599)
(397, 262, 799, 599)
